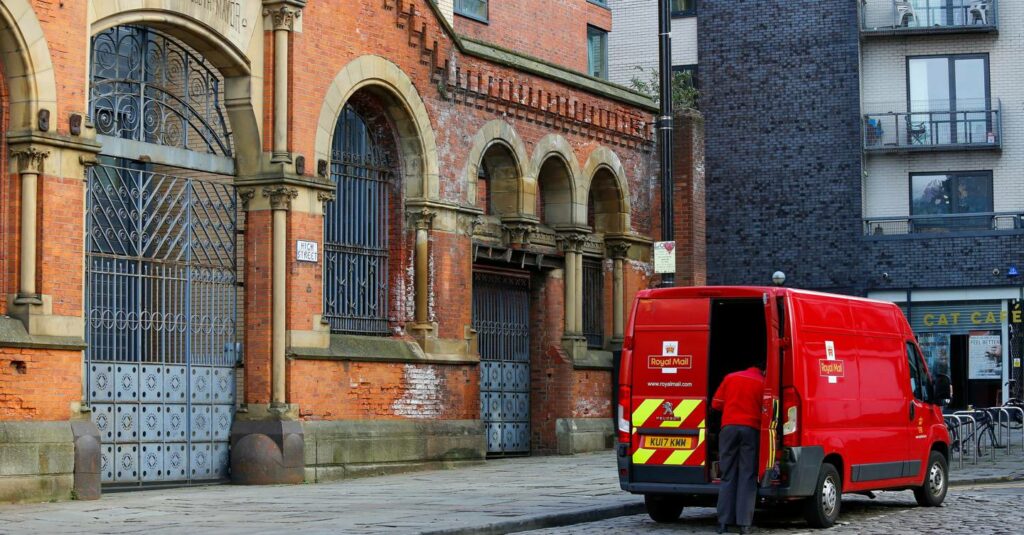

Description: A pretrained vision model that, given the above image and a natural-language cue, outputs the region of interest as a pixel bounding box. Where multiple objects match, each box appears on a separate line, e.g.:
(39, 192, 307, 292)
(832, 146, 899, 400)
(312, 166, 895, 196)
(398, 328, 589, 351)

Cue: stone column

(11, 147, 49, 304)
(607, 241, 632, 344)
(411, 208, 436, 328)
(558, 233, 587, 337)
(264, 3, 303, 163)
(264, 186, 298, 407)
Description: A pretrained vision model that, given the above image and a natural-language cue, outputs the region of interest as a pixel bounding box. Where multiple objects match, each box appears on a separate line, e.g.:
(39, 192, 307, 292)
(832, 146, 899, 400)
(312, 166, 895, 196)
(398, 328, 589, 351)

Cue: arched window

(324, 104, 393, 335)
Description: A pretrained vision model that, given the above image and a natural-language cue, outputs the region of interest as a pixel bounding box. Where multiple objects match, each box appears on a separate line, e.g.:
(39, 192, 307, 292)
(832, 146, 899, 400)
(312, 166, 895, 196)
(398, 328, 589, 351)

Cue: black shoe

(739, 526, 753, 534)
(716, 525, 728, 534)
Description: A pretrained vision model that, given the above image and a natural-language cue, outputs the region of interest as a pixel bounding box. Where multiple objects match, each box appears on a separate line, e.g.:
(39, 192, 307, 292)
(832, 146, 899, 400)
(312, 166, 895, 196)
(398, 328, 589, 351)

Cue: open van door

(759, 291, 785, 483)
(628, 296, 712, 485)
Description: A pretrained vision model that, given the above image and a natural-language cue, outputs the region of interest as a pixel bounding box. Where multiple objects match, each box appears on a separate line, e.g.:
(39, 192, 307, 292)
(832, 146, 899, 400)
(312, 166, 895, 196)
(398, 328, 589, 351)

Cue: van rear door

(629, 296, 711, 484)
(759, 292, 784, 483)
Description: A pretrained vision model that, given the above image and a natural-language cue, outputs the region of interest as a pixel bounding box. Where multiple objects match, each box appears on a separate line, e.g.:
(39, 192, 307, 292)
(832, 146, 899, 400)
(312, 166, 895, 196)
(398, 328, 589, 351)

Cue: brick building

(0, 0, 684, 501)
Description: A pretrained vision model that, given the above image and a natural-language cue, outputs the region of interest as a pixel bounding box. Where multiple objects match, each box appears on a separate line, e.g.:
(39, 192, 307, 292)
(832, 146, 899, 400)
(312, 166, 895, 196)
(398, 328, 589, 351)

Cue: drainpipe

(657, 0, 675, 287)
(12, 148, 49, 305)
(264, 5, 302, 164)
(264, 186, 297, 408)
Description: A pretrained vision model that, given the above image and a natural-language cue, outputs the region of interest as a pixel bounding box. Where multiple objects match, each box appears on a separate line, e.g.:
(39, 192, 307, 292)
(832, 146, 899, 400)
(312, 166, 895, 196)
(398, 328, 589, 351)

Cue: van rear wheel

(802, 462, 841, 528)
(644, 494, 684, 523)
(913, 451, 948, 507)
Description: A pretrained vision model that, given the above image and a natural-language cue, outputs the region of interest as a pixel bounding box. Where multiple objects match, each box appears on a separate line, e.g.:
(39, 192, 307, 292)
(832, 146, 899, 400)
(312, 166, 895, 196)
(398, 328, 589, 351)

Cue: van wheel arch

(930, 442, 949, 466)
(822, 453, 844, 486)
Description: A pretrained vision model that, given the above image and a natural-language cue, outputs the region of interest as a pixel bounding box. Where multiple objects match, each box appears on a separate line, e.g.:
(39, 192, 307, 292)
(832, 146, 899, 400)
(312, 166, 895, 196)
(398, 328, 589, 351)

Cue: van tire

(644, 494, 684, 523)
(913, 451, 948, 507)
(802, 462, 841, 528)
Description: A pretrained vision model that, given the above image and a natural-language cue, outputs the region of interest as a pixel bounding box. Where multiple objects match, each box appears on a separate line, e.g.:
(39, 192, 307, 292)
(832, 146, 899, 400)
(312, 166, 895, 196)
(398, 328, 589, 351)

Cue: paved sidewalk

(0, 449, 1021, 535)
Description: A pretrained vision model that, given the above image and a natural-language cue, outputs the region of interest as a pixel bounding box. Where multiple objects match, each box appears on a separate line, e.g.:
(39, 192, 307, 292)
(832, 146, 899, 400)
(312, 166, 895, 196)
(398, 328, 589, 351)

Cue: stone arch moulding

(315, 55, 440, 201)
(0, 0, 58, 132)
(88, 7, 262, 176)
(529, 134, 583, 226)
(464, 120, 530, 214)
(581, 145, 632, 234)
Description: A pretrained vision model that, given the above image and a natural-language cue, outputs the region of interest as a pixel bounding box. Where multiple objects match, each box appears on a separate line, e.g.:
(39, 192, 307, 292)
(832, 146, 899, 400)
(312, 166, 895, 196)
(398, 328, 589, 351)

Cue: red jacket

(711, 367, 764, 429)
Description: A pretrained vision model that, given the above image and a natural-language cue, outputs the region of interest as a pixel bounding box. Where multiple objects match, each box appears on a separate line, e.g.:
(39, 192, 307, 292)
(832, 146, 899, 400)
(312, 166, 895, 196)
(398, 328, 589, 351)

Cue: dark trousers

(716, 424, 759, 527)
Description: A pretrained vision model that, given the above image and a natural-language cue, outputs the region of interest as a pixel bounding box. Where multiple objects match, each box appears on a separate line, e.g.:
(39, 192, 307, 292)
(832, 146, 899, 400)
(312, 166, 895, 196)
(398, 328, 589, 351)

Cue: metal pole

(658, 0, 675, 287)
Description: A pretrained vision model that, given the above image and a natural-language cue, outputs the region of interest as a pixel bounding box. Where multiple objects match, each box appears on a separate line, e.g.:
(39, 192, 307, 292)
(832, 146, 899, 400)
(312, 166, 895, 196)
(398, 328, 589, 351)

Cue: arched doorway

(583, 167, 627, 349)
(85, 25, 240, 486)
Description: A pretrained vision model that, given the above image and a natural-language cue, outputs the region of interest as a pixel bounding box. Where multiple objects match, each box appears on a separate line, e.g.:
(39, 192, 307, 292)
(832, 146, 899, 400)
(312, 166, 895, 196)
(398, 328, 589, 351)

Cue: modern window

(455, 0, 488, 22)
(588, 0, 608, 7)
(672, 0, 698, 17)
(587, 26, 608, 79)
(911, 171, 994, 231)
(906, 342, 932, 403)
(908, 55, 990, 145)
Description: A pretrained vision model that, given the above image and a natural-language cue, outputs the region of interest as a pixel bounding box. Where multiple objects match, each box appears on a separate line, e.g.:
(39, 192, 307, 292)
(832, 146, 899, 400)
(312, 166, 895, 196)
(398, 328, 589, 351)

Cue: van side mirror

(933, 374, 952, 407)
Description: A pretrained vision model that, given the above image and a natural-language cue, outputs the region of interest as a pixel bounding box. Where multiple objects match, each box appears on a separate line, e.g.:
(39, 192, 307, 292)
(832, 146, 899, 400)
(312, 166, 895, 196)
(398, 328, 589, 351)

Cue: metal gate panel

(86, 163, 237, 485)
(473, 271, 531, 454)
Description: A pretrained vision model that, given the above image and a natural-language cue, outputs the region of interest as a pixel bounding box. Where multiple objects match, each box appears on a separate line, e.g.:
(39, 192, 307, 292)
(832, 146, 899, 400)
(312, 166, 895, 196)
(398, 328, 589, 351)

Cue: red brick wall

(453, 0, 612, 74)
(0, 348, 79, 421)
(528, 269, 572, 453)
(571, 369, 612, 418)
(38, 175, 84, 316)
(245, 210, 272, 404)
(286, 211, 323, 331)
(430, 231, 472, 340)
(31, 0, 88, 136)
(289, 359, 478, 420)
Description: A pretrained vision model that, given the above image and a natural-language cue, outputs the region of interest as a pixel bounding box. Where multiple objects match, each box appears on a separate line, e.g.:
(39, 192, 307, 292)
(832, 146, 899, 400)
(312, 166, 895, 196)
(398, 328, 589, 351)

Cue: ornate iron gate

(582, 257, 604, 349)
(85, 163, 238, 485)
(473, 271, 531, 455)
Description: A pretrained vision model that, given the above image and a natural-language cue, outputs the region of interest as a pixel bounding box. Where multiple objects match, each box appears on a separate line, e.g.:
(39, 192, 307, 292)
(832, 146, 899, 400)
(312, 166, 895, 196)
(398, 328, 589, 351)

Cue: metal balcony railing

(861, 0, 998, 35)
(864, 212, 1024, 236)
(863, 100, 1002, 152)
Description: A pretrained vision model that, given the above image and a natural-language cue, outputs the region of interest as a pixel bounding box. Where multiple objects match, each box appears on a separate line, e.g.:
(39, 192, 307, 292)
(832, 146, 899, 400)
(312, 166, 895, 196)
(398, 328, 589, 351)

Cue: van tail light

(782, 386, 800, 447)
(617, 385, 632, 444)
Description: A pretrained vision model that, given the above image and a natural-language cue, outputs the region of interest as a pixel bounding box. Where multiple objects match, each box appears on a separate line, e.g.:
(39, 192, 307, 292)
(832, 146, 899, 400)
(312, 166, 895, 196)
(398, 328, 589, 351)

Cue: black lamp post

(658, 0, 675, 286)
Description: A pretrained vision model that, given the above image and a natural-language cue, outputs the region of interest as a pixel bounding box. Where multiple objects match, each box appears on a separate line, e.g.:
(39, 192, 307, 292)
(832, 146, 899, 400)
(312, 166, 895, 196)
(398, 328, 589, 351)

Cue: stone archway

(531, 134, 583, 227)
(464, 120, 530, 217)
(0, 0, 57, 133)
(315, 55, 439, 201)
(581, 146, 631, 235)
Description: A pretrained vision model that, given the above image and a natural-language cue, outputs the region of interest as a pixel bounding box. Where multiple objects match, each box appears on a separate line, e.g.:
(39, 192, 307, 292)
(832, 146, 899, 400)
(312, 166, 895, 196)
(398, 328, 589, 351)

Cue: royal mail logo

(649, 355, 693, 369)
(819, 359, 845, 378)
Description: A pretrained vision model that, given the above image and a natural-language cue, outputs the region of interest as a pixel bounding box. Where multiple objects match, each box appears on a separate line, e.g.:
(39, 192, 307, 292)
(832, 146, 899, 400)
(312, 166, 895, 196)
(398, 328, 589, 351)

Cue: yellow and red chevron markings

(630, 397, 706, 466)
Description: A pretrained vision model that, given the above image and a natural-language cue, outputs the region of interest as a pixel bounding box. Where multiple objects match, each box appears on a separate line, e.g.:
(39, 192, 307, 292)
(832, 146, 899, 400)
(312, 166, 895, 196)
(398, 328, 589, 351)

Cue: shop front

(903, 300, 1009, 409)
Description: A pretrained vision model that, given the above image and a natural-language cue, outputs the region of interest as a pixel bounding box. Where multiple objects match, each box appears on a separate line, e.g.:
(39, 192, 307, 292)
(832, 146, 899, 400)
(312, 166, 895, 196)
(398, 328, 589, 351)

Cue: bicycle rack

(1002, 404, 1024, 453)
(944, 416, 964, 469)
(952, 412, 980, 464)
(995, 407, 1012, 455)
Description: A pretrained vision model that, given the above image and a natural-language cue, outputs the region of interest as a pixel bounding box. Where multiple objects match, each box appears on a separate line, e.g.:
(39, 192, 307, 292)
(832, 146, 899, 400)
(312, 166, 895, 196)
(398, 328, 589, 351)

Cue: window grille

(582, 258, 605, 348)
(323, 105, 392, 335)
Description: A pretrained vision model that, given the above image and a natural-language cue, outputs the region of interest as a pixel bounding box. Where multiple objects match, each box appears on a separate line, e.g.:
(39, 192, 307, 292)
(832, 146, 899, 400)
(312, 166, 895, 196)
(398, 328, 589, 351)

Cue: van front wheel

(802, 462, 841, 528)
(913, 451, 948, 507)
(644, 494, 683, 523)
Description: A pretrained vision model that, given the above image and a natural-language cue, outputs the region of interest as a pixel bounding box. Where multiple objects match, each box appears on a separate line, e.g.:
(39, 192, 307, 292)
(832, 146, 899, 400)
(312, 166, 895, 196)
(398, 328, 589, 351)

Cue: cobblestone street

(517, 482, 1024, 534)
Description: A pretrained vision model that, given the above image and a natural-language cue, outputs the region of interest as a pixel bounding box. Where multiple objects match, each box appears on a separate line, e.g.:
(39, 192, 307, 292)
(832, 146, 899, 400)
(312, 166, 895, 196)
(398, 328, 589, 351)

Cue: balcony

(864, 212, 1024, 237)
(863, 100, 1002, 153)
(860, 0, 998, 37)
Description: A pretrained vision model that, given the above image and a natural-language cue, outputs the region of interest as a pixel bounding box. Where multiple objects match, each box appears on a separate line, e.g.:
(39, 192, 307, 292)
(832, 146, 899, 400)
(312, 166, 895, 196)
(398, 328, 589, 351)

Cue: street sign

(296, 240, 318, 262)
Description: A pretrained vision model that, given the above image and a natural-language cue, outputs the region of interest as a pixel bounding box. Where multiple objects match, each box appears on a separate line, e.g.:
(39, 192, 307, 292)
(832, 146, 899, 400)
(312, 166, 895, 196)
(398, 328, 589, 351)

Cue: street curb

(949, 474, 1024, 487)
(418, 500, 646, 535)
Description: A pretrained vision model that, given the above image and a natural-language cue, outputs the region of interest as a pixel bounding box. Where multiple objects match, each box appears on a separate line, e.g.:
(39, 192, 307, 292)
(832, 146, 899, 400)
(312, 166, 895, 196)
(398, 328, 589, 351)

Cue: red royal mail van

(616, 286, 952, 528)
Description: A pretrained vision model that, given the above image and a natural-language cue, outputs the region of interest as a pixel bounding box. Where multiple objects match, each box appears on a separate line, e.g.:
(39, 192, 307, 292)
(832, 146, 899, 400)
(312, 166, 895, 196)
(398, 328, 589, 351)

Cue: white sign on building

(296, 240, 318, 262)
(653, 241, 676, 274)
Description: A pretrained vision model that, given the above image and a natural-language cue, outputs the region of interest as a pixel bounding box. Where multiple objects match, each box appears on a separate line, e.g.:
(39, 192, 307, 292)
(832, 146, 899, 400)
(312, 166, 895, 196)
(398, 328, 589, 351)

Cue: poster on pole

(653, 241, 676, 274)
(968, 333, 1002, 380)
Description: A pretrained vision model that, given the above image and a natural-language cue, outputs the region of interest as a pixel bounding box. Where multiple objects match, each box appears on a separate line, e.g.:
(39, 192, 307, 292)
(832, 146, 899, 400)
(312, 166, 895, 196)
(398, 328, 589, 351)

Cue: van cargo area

(706, 299, 767, 475)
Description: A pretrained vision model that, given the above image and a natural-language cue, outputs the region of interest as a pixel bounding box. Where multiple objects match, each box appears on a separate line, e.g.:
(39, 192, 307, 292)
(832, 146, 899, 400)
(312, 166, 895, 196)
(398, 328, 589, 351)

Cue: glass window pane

(909, 58, 950, 112)
(672, 0, 694, 13)
(587, 27, 607, 79)
(954, 58, 986, 110)
(954, 175, 993, 214)
(456, 0, 487, 19)
(912, 175, 953, 215)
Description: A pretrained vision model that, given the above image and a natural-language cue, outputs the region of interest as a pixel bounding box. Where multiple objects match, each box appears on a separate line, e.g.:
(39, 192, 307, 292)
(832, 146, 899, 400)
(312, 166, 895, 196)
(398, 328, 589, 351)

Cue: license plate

(643, 435, 695, 449)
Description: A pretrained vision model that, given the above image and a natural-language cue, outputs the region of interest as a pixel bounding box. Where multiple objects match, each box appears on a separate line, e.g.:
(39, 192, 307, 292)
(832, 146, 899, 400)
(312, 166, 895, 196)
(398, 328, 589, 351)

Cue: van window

(905, 342, 931, 402)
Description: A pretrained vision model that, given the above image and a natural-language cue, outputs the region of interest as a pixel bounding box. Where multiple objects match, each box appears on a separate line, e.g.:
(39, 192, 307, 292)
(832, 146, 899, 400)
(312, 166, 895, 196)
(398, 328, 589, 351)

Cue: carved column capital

(262, 185, 298, 210)
(263, 5, 302, 31)
(466, 215, 485, 236)
(410, 207, 437, 231)
(11, 147, 49, 174)
(317, 190, 336, 210)
(502, 223, 537, 246)
(556, 232, 588, 254)
(239, 188, 257, 210)
(606, 240, 632, 260)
